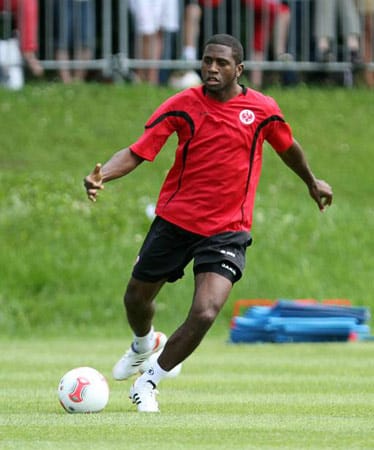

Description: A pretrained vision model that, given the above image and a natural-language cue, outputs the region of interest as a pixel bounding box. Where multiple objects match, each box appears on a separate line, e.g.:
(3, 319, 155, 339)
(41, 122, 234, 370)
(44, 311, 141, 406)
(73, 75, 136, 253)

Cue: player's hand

(309, 179, 333, 212)
(83, 163, 104, 202)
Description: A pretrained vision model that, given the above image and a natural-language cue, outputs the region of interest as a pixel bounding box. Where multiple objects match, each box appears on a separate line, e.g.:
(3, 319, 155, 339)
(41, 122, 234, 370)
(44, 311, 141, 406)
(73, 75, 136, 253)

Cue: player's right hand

(84, 163, 104, 202)
(309, 179, 333, 212)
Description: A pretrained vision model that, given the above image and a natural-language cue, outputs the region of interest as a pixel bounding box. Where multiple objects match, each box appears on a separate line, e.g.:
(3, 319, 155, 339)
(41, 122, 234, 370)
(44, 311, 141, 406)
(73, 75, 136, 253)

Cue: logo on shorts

(239, 109, 255, 125)
(221, 263, 237, 277)
(220, 249, 236, 258)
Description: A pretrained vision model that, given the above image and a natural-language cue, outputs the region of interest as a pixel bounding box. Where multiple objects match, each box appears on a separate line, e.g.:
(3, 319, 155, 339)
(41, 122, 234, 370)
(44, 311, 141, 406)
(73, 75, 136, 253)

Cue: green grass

(1, 337, 374, 449)
(0, 83, 373, 335)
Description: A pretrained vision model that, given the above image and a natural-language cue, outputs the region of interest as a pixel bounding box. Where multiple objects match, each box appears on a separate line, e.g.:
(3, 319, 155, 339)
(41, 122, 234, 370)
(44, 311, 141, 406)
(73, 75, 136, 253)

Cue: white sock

(142, 360, 169, 385)
(183, 46, 197, 61)
(133, 326, 154, 353)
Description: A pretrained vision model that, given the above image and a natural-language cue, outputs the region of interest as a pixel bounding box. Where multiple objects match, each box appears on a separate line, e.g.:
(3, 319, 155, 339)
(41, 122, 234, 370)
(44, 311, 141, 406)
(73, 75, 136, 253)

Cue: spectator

(182, 0, 202, 62)
(314, 0, 361, 63)
(53, 0, 95, 84)
(243, 0, 292, 89)
(0, 0, 43, 77)
(356, 0, 374, 87)
(129, 0, 180, 85)
(198, 0, 231, 40)
(169, 0, 202, 89)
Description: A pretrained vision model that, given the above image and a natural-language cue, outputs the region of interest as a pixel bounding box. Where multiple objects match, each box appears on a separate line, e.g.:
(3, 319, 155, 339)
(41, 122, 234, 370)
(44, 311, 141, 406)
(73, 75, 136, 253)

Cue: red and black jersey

(130, 85, 293, 236)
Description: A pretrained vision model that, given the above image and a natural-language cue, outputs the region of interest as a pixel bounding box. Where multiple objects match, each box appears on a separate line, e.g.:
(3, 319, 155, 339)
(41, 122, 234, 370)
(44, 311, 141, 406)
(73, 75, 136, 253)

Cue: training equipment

(230, 299, 371, 343)
(58, 367, 109, 413)
(112, 331, 167, 380)
(139, 351, 182, 378)
(129, 378, 159, 412)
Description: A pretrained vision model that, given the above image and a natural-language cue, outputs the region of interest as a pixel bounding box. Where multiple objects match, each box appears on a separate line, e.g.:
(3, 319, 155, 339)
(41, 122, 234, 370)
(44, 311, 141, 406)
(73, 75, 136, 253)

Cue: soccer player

(84, 34, 333, 412)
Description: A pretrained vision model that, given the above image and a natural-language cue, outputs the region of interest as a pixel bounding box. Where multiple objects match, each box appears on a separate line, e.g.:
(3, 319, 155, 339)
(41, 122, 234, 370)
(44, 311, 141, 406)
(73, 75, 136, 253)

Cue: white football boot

(129, 377, 160, 412)
(112, 331, 167, 380)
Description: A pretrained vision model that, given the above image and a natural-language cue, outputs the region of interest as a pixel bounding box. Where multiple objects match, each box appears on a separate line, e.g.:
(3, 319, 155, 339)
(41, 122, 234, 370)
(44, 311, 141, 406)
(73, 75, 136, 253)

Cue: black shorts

(132, 217, 252, 284)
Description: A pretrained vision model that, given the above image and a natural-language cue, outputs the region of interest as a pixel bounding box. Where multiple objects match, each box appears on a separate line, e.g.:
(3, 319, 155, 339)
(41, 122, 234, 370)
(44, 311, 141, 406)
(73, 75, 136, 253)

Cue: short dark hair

(204, 34, 244, 64)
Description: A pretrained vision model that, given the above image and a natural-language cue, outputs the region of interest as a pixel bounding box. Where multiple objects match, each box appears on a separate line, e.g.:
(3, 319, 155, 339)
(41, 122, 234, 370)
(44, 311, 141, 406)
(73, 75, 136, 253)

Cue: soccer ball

(58, 367, 109, 413)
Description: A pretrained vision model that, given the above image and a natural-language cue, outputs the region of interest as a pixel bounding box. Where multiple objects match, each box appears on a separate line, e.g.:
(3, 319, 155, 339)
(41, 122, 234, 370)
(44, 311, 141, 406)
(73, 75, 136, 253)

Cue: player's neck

(205, 83, 243, 102)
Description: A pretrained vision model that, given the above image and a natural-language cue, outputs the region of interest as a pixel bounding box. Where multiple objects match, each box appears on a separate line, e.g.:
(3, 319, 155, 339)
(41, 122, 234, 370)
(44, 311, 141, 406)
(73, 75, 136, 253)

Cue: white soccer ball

(139, 352, 182, 378)
(58, 367, 109, 413)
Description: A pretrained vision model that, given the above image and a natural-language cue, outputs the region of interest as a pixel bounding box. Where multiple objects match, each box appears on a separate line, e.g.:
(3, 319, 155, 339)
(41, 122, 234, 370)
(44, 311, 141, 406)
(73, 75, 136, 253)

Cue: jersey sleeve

(263, 96, 294, 152)
(130, 97, 179, 161)
(265, 120, 293, 152)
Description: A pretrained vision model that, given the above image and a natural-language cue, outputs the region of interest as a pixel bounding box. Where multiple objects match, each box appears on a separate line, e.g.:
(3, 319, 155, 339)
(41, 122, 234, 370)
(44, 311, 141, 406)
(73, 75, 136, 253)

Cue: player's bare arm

(84, 148, 144, 202)
(278, 139, 333, 211)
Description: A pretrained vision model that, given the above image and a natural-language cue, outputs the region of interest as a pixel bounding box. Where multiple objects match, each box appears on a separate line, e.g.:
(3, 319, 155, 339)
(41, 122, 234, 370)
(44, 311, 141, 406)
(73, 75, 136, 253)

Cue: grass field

(0, 82, 373, 448)
(1, 337, 374, 449)
(0, 83, 373, 334)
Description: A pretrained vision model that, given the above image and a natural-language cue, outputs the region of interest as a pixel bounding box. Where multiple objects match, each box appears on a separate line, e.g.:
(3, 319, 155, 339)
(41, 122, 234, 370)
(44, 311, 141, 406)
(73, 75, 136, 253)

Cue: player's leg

(139, 230, 250, 378)
(124, 276, 165, 337)
(112, 277, 167, 381)
(129, 271, 232, 412)
(157, 271, 232, 371)
(128, 225, 250, 411)
(113, 217, 195, 382)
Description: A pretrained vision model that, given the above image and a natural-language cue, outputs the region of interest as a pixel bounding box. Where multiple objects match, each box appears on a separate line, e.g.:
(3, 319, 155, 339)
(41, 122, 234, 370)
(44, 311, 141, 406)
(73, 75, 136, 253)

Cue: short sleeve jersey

(130, 85, 293, 236)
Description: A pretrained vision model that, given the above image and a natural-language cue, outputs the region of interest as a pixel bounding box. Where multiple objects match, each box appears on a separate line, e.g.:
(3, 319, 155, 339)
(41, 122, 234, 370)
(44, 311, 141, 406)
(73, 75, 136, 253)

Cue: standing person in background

(242, 0, 292, 89)
(0, 0, 43, 77)
(129, 0, 179, 85)
(84, 34, 333, 413)
(169, 0, 202, 89)
(53, 0, 95, 84)
(198, 0, 229, 39)
(314, 0, 361, 63)
(356, 0, 374, 87)
(182, 0, 202, 62)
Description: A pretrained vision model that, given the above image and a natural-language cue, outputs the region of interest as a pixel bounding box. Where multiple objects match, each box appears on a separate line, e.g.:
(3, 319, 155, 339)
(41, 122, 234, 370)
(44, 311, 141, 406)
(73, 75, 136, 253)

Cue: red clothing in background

(243, 0, 290, 51)
(0, 0, 39, 53)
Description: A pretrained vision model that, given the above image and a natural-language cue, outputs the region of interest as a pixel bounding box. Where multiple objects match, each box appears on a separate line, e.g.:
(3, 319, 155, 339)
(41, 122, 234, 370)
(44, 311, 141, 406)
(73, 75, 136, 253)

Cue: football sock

(143, 360, 169, 385)
(133, 326, 155, 353)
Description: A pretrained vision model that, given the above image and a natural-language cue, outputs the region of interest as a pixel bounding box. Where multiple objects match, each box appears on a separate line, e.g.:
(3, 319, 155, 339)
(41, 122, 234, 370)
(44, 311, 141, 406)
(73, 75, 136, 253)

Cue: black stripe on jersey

(145, 110, 195, 136)
(240, 114, 286, 221)
(145, 111, 195, 207)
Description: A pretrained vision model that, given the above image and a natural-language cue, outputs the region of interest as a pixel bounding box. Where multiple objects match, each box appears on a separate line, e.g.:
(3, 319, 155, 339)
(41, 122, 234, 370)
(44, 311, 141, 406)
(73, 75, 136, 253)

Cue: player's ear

(236, 63, 244, 79)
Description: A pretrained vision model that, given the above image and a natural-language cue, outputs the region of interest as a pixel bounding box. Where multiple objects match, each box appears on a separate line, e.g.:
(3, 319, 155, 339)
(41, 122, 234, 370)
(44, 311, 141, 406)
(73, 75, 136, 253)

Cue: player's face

(201, 44, 243, 96)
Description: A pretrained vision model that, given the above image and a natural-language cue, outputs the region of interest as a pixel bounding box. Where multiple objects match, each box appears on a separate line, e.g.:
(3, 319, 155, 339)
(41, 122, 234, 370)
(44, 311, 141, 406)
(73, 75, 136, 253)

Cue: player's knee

(192, 304, 220, 329)
(124, 280, 142, 309)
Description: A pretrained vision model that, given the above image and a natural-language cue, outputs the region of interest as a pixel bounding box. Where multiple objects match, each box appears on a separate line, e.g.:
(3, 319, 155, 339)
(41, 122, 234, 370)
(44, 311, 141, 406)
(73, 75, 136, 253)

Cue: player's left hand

(309, 179, 333, 212)
(84, 163, 104, 202)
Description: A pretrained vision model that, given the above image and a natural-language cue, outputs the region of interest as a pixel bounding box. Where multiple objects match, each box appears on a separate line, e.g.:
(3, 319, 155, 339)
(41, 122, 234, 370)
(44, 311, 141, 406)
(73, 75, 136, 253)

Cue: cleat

(112, 331, 167, 380)
(129, 378, 159, 412)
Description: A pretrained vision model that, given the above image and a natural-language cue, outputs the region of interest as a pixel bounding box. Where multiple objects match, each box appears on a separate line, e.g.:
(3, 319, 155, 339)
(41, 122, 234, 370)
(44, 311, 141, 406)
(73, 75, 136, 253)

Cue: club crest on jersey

(239, 109, 255, 125)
